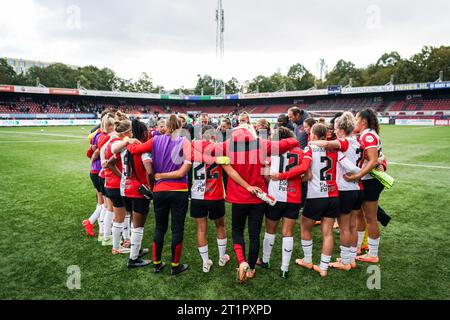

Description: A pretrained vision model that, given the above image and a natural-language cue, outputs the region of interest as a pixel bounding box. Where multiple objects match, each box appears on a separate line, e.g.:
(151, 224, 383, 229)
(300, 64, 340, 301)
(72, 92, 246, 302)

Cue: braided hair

(132, 119, 149, 143)
(126, 119, 149, 180)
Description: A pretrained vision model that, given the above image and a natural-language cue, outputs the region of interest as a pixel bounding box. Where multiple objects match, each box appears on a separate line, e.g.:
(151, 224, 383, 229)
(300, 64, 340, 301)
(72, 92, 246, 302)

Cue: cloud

(0, 0, 449, 89)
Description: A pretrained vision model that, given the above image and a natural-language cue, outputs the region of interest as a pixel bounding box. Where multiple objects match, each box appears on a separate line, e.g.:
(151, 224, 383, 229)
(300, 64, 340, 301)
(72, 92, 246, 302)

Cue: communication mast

(216, 0, 225, 59)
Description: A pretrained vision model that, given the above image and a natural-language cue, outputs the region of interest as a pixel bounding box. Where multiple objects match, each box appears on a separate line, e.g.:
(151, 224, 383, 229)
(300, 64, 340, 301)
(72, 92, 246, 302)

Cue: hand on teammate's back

(270, 173, 280, 181)
(246, 186, 262, 195)
(343, 173, 358, 182)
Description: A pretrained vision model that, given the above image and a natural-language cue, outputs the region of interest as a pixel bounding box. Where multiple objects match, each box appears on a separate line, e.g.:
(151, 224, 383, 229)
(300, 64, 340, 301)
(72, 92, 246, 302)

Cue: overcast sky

(0, 0, 449, 89)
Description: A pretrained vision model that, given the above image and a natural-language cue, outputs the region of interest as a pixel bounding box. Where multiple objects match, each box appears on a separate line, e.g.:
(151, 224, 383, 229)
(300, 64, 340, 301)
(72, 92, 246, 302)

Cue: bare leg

(321, 218, 335, 256)
(363, 201, 380, 239)
(196, 218, 208, 247)
(214, 217, 227, 240)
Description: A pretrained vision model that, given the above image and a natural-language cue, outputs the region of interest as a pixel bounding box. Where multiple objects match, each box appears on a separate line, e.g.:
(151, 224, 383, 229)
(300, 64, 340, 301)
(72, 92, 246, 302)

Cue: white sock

(217, 238, 227, 258)
(350, 246, 357, 263)
(301, 239, 313, 264)
(103, 210, 114, 241)
(112, 222, 124, 250)
(198, 245, 209, 263)
(130, 227, 144, 260)
(357, 231, 365, 248)
(262, 232, 276, 263)
(319, 254, 331, 272)
(281, 237, 294, 272)
(123, 214, 131, 241)
(368, 237, 380, 257)
(98, 206, 106, 235)
(88, 204, 102, 225)
(340, 245, 351, 265)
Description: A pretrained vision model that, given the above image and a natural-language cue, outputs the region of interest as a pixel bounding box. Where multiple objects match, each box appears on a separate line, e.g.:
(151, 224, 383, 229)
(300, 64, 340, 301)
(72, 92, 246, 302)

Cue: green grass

(0, 125, 449, 300)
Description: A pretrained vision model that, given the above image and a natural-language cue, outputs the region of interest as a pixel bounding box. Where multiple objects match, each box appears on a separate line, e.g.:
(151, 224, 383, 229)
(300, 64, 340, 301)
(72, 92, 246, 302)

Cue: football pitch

(0, 125, 449, 300)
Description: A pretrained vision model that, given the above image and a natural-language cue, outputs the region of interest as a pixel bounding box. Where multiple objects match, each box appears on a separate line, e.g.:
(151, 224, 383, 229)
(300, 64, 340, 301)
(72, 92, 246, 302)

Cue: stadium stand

(2, 90, 450, 119)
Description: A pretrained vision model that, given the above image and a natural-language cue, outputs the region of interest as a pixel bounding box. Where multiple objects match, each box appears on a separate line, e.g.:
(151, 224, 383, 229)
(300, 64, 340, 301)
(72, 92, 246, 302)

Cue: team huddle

(82, 106, 388, 283)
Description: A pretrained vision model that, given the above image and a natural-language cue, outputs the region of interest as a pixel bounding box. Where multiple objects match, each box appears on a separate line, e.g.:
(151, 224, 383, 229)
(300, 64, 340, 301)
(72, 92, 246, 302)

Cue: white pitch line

(0, 139, 84, 144)
(0, 131, 86, 139)
(389, 162, 450, 170)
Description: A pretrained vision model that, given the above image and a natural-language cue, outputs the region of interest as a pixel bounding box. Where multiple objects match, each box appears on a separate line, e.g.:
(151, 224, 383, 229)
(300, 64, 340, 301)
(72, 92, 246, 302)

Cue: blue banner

(328, 85, 342, 95)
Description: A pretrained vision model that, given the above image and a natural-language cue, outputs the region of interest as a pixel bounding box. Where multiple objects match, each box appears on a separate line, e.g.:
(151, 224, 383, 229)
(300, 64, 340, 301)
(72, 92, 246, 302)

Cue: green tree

(134, 72, 154, 93)
(248, 75, 272, 93)
(28, 63, 78, 88)
(287, 63, 316, 90)
(0, 58, 17, 84)
(225, 77, 240, 94)
(325, 60, 363, 86)
(194, 74, 224, 95)
(361, 52, 401, 86)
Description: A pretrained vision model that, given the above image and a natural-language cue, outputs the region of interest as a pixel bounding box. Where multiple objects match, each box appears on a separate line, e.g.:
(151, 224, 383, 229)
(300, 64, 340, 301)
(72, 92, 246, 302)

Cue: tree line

(0, 45, 448, 95)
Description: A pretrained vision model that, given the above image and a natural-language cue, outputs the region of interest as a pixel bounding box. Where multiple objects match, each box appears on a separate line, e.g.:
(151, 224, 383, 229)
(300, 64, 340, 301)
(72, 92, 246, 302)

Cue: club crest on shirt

(365, 135, 374, 143)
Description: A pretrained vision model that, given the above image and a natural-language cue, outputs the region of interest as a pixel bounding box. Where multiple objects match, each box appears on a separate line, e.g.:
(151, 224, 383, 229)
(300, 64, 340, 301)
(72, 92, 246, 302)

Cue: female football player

(344, 108, 384, 263)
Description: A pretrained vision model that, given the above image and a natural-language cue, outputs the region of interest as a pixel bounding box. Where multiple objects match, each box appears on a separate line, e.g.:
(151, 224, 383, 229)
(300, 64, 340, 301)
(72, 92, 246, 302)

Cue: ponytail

(166, 114, 182, 134)
(114, 111, 132, 134)
(358, 108, 380, 134)
(311, 123, 328, 140)
(101, 113, 115, 133)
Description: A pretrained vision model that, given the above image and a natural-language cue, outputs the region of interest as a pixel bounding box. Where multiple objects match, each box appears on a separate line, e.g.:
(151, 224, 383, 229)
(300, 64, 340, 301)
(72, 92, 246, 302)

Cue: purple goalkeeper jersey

(152, 134, 188, 185)
(90, 131, 102, 173)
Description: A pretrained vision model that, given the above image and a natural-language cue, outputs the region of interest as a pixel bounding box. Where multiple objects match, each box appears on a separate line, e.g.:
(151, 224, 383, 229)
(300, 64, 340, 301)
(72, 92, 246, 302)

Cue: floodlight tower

(216, 0, 225, 59)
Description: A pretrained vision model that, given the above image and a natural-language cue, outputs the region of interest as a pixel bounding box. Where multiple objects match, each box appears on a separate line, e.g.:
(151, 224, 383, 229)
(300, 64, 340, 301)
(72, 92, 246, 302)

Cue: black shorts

(190, 199, 226, 220)
(362, 179, 384, 202)
(302, 197, 339, 221)
(98, 177, 106, 195)
(124, 197, 150, 215)
(339, 190, 364, 214)
(266, 202, 301, 221)
(90, 173, 102, 193)
(106, 188, 124, 208)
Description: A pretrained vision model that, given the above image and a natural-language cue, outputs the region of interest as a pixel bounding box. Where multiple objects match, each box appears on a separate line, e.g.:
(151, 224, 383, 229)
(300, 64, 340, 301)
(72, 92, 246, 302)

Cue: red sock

(152, 241, 158, 264)
(173, 242, 183, 265)
(233, 244, 246, 265)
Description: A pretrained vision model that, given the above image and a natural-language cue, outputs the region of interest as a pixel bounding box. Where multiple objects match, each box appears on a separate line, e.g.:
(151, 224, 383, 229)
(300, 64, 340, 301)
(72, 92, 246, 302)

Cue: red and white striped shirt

(358, 129, 382, 181)
(268, 147, 308, 204)
(191, 140, 224, 201)
(336, 137, 363, 191)
(104, 137, 123, 189)
(304, 145, 339, 199)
